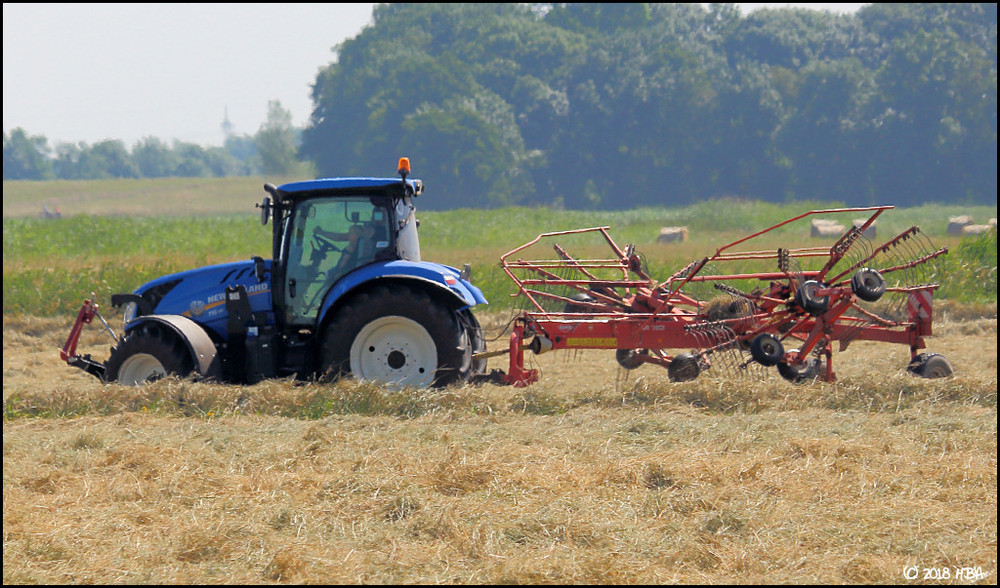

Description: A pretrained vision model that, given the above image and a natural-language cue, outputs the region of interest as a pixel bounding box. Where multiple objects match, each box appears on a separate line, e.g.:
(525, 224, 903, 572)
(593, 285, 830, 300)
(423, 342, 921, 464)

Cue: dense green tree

(132, 136, 179, 178)
(172, 142, 211, 178)
(77, 139, 138, 179)
(5, 3, 994, 207)
(203, 146, 243, 177)
(866, 28, 996, 204)
(256, 100, 299, 176)
(2, 128, 53, 180)
(295, 2, 995, 208)
(774, 58, 875, 202)
(725, 7, 857, 68)
(224, 134, 260, 175)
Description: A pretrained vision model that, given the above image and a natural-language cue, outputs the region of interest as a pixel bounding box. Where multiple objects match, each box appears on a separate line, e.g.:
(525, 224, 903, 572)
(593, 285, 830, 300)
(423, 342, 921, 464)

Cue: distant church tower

(221, 107, 235, 140)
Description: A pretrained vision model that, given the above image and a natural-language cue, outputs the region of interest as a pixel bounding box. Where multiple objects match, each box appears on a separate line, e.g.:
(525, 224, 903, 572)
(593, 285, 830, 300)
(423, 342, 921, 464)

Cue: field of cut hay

(3, 310, 996, 584)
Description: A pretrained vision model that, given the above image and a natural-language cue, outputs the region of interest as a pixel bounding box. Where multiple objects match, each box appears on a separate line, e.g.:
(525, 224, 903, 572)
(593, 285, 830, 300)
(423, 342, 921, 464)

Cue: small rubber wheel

(750, 333, 784, 367)
(906, 353, 954, 379)
(851, 268, 886, 302)
(668, 353, 700, 382)
(777, 349, 824, 384)
(564, 292, 595, 313)
(794, 280, 830, 315)
(616, 348, 646, 370)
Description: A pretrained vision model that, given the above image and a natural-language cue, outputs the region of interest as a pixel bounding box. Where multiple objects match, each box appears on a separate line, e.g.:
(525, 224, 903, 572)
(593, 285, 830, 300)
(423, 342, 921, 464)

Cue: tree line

(3, 100, 309, 181)
(5, 3, 997, 210)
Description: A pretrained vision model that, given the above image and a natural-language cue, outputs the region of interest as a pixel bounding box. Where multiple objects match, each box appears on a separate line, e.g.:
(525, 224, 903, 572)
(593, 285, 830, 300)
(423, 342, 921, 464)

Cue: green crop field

(3, 177, 997, 317)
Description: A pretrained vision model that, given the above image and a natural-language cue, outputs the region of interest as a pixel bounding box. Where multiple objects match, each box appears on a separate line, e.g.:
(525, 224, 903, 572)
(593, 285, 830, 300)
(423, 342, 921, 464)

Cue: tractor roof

(276, 177, 422, 200)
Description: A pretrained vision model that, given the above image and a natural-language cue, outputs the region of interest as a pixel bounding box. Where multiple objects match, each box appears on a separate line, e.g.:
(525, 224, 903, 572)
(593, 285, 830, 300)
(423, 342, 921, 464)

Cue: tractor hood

(132, 258, 274, 335)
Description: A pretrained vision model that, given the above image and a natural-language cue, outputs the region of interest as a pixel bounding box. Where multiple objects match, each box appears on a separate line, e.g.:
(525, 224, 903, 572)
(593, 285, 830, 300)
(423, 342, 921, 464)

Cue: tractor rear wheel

(460, 308, 488, 377)
(320, 285, 471, 388)
(104, 323, 194, 385)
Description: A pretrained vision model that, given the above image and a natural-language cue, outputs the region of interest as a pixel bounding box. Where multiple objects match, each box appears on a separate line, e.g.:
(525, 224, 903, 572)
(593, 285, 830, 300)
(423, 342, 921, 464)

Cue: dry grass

(3, 312, 997, 584)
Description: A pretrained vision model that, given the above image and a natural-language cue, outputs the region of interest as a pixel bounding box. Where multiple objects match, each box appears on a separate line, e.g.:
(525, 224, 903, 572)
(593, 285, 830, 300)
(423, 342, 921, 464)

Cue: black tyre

(104, 323, 194, 385)
(564, 292, 595, 313)
(667, 352, 700, 382)
(319, 285, 471, 388)
(750, 333, 784, 367)
(460, 308, 488, 377)
(851, 268, 886, 302)
(906, 353, 954, 379)
(616, 348, 646, 371)
(777, 349, 824, 384)
(794, 280, 830, 315)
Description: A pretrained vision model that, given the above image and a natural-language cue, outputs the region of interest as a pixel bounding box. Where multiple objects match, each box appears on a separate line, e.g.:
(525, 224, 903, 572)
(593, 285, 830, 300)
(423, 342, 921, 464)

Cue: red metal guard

(61, 298, 99, 363)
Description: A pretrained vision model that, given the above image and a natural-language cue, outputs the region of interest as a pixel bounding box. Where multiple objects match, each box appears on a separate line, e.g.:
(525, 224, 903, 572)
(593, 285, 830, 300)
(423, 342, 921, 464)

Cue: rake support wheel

(750, 333, 784, 367)
(667, 353, 700, 382)
(794, 280, 830, 316)
(906, 353, 954, 379)
(851, 268, 886, 302)
(777, 349, 824, 384)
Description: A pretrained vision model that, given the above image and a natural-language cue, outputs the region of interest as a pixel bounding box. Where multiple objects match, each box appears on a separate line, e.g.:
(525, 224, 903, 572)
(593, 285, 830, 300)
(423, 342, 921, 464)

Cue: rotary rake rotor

(487, 206, 953, 386)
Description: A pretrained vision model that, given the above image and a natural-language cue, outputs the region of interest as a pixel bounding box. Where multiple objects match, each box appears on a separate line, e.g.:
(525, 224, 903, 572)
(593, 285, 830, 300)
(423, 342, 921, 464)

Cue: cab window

(283, 197, 390, 324)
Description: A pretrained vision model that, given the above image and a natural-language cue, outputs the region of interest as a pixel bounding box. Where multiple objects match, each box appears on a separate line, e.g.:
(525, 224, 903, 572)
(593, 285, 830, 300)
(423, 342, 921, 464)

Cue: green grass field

(3, 176, 997, 317)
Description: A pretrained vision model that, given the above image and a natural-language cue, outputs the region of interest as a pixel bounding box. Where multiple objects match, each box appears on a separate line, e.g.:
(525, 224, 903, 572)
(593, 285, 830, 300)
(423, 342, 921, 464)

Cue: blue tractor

(62, 159, 488, 388)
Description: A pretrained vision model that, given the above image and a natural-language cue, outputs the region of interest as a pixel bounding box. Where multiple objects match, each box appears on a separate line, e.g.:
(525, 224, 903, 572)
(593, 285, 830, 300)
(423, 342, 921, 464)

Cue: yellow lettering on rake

(566, 337, 618, 348)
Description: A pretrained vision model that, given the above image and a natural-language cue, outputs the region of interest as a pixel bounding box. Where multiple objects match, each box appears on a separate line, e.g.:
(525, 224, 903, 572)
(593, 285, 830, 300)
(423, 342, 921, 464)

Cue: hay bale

(811, 219, 845, 238)
(961, 224, 994, 236)
(948, 215, 973, 236)
(852, 218, 877, 239)
(657, 226, 689, 243)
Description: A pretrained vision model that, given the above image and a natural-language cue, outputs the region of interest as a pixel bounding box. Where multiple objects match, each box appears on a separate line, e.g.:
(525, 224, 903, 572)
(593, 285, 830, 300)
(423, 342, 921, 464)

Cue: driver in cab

(314, 221, 377, 273)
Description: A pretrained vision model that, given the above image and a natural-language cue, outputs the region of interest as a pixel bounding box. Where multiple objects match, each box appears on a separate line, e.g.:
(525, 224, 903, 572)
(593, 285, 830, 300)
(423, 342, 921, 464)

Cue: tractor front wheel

(320, 285, 471, 388)
(104, 323, 194, 385)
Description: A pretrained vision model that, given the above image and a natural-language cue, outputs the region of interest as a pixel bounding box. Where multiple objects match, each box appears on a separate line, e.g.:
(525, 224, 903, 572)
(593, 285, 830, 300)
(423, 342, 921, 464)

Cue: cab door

(281, 197, 391, 326)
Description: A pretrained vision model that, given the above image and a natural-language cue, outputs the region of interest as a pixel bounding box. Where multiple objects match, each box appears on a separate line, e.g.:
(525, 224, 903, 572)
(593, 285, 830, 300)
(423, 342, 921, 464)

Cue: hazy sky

(3, 3, 867, 148)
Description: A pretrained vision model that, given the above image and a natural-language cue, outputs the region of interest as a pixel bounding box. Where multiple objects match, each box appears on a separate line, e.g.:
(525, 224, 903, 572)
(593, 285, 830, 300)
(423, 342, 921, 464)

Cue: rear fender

(317, 260, 487, 322)
(126, 315, 222, 379)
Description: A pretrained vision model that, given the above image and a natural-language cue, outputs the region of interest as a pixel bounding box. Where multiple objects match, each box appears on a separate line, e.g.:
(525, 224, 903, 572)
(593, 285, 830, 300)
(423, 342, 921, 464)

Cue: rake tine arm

(519, 263, 630, 307)
(553, 243, 602, 281)
(816, 208, 889, 281)
(877, 247, 949, 276)
(842, 305, 901, 327)
(827, 226, 923, 284)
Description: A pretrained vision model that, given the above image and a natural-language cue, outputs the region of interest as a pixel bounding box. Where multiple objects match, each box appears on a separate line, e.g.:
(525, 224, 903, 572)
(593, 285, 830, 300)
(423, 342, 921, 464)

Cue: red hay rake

(489, 206, 953, 386)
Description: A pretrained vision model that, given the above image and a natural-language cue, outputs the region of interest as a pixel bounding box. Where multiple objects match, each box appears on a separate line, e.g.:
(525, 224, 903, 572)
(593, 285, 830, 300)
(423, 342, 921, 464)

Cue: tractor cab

(260, 159, 423, 326)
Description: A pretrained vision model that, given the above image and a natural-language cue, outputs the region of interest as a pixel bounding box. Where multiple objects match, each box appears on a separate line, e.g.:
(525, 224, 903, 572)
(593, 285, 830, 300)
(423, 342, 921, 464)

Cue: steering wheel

(311, 229, 342, 255)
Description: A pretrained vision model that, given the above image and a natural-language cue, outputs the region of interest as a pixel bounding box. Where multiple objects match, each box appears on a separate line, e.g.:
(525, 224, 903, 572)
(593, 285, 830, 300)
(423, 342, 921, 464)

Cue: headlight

(122, 301, 138, 331)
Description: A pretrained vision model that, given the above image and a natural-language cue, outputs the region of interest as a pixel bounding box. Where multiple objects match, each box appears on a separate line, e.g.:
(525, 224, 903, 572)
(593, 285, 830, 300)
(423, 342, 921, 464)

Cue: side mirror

(258, 196, 272, 226)
(253, 256, 267, 282)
